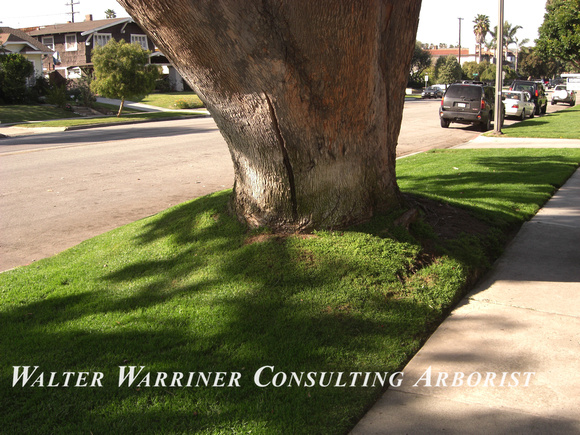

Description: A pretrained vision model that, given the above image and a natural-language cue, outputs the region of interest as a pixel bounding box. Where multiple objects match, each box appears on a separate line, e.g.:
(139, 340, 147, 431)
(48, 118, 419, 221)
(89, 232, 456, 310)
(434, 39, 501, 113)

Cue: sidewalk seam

(466, 296, 580, 319)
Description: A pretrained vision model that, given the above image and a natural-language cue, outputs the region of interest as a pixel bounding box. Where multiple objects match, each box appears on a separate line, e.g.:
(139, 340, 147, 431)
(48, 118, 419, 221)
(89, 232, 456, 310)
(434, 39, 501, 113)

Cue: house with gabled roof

(0, 26, 53, 80)
(25, 15, 185, 90)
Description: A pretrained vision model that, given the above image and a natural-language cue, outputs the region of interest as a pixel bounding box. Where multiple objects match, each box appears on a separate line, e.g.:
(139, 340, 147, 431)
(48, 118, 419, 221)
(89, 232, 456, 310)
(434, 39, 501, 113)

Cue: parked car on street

(503, 91, 536, 120)
(439, 83, 503, 131)
(551, 85, 576, 106)
(422, 86, 444, 99)
(509, 80, 548, 115)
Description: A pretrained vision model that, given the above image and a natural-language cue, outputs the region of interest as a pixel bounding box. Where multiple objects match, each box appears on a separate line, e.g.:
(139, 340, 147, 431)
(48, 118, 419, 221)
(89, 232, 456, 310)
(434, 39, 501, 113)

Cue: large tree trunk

(117, 0, 422, 231)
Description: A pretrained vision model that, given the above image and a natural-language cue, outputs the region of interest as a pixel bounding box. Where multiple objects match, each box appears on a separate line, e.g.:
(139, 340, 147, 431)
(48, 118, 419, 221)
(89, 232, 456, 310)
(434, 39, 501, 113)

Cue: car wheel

(551, 100, 555, 105)
(520, 110, 525, 121)
(571, 100, 576, 107)
(530, 107, 535, 118)
(542, 104, 547, 114)
(440, 118, 450, 128)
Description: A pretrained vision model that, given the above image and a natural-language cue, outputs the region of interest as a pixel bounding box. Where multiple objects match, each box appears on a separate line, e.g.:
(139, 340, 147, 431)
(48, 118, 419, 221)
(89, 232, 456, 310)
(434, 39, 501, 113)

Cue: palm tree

(473, 14, 490, 62)
(490, 21, 524, 63)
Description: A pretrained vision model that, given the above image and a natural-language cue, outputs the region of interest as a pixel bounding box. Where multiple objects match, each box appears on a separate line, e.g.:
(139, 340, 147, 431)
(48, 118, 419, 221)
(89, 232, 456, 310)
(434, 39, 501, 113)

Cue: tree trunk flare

(117, 0, 422, 231)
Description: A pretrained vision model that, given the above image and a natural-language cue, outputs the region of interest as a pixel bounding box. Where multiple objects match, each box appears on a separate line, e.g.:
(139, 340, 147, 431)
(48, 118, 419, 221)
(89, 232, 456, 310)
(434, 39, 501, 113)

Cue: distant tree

(462, 60, 488, 81)
(490, 21, 524, 62)
(479, 64, 517, 82)
(473, 14, 490, 62)
(537, 0, 580, 72)
(105, 9, 117, 19)
(0, 53, 35, 104)
(519, 46, 563, 79)
(409, 42, 432, 87)
(435, 55, 462, 84)
(90, 39, 159, 116)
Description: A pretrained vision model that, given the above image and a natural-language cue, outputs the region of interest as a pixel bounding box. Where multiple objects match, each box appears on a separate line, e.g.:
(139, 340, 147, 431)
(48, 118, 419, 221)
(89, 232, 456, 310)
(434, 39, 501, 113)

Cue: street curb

(62, 114, 211, 131)
(0, 113, 211, 138)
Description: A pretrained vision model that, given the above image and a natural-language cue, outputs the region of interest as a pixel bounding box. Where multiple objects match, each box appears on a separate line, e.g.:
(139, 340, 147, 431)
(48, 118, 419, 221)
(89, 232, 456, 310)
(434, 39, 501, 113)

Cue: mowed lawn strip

(498, 104, 580, 139)
(137, 92, 205, 109)
(0, 104, 80, 124)
(1, 149, 579, 434)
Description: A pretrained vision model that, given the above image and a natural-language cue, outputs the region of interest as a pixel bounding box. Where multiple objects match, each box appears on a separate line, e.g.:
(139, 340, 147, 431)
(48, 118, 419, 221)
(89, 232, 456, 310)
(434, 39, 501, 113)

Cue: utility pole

(65, 1, 80, 23)
(494, 0, 504, 134)
(458, 18, 464, 65)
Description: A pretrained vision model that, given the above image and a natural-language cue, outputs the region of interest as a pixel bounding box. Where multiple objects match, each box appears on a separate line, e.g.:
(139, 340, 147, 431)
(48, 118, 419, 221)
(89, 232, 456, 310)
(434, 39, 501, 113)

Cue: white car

(503, 91, 536, 120)
(551, 85, 576, 106)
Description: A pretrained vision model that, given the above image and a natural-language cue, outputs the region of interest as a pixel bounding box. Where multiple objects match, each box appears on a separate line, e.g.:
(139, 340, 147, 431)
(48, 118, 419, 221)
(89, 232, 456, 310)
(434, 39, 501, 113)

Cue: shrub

(173, 98, 204, 109)
(45, 85, 69, 108)
(0, 53, 35, 104)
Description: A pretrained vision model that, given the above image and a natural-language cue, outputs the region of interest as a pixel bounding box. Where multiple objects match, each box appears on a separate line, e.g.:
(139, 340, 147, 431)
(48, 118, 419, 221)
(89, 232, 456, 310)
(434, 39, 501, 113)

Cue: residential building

(26, 15, 185, 90)
(0, 26, 53, 81)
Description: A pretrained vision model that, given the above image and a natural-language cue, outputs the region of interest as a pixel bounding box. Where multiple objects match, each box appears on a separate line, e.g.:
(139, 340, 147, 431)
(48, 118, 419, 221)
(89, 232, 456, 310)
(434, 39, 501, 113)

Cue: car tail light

(535, 90, 539, 97)
(481, 99, 485, 109)
(512, 104, 519, 109)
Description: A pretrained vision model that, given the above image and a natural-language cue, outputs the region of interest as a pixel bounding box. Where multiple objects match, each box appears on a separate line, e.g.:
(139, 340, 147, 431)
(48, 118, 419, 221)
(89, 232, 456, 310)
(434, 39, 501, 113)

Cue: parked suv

(439, 83, 502, 131)
(509, 80, 548, 115)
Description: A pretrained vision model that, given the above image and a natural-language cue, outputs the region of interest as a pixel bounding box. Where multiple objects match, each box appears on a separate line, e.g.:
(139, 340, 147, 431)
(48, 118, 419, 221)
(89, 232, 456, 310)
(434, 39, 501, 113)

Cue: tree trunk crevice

(264, 93, 298, 222)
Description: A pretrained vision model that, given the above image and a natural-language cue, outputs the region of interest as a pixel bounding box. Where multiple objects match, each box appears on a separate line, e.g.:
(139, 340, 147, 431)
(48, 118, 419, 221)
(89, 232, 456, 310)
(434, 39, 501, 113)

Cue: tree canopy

(0, 53, 35, 104)
(90, 39, 159, 116)
(409, 42, 432, 87)
(435, 56, 462, 84)
(537, 0, 580, 72)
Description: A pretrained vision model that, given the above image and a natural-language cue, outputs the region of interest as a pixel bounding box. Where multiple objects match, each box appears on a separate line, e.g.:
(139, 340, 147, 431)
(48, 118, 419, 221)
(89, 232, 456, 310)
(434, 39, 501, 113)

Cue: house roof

(0, 26, 53, 54)
(429, 48, 471, 56)
(28, 17, 133, 37)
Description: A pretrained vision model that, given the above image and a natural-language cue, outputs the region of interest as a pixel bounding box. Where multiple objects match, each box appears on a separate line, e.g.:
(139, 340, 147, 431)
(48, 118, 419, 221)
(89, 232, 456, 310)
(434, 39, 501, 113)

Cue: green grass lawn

(0, 104, 80, 124)
(16, 111, 202, 128)
(499, 105, 580, 139)
(137, 92, 205, 109)
(1, 149, 580, 434)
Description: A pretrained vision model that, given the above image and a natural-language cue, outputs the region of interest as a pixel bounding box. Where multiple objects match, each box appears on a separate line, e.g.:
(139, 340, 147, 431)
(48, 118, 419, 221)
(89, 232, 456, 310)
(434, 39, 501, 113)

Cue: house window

(94, 33, 112, 48)
(42, 36, 55, 51)
(65, 34, 77, 51)
(67, 67, 82, 79)
(131, 34, 148, 50)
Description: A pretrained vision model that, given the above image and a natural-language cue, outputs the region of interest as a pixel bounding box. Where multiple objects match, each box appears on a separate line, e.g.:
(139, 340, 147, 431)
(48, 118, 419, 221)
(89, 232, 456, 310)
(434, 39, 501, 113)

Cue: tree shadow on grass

(397, 153, 579, 227)
(0, 191, 442, 434)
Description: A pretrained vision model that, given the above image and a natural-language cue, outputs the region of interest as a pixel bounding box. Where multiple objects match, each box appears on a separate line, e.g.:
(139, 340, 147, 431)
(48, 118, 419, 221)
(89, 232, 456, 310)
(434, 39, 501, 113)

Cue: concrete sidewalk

(351, 145, 580, 434)
(96, 97, 210, 115)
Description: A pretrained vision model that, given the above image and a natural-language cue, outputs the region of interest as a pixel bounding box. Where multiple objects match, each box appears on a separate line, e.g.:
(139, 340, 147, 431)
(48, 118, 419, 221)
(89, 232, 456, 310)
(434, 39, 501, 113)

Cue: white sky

(1, 0, 130, 28)
(416, 0, 548, 50)
(3, 0, 547, 52)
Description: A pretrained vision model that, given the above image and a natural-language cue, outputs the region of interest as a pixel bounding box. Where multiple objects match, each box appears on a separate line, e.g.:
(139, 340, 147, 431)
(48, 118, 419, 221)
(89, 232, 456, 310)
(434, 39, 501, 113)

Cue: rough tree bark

(117, 0, 422, 231)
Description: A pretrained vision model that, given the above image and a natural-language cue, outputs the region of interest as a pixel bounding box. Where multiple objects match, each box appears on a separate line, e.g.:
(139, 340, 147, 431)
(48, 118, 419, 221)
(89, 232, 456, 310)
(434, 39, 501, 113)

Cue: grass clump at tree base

(1, 148, 580, 434)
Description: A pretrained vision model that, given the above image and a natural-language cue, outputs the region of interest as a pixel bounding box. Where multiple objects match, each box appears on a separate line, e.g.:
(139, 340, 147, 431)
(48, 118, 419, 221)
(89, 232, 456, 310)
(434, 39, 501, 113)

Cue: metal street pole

(458, 18, 464, 65)
(494, 0, 504, 134)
